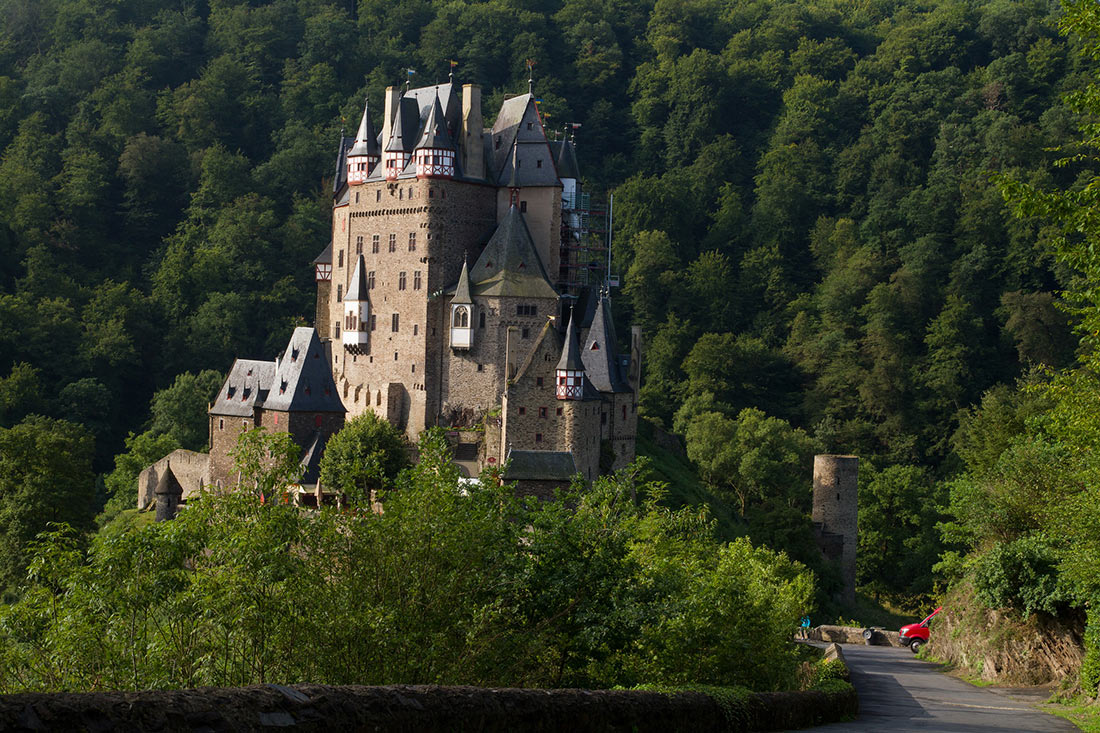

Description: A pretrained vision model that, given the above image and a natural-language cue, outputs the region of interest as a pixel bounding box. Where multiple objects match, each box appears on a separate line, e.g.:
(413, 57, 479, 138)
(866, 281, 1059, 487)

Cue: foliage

(0, 441, 812, 693)
(317, 412, 409, 502)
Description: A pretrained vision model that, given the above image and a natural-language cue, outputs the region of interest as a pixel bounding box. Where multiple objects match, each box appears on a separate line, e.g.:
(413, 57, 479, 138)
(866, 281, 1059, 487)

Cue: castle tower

(581, 291, 636, 469)
(812, 454, 859, 604)
(461, 84, 483, 178)
(347, 99, 380, 184)
(383, 96, 417, 180)
(154, 462, 184, 521)
(414, 94, 456, 179)
(342, 254, 370, 354)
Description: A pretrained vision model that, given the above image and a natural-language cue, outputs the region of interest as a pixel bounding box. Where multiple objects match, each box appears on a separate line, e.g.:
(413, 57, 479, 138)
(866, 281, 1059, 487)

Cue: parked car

(900, 606, 943, 653)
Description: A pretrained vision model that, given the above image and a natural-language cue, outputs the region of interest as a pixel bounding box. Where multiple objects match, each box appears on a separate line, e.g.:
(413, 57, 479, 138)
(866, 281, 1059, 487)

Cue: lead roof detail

(348, 101, 380, 158)
(582, 293, 631, 393)
(415, 94, 455, 151)
(469, 205, 558, 299)
(346, 254, 369, 301)
(557, 308, 585, 372)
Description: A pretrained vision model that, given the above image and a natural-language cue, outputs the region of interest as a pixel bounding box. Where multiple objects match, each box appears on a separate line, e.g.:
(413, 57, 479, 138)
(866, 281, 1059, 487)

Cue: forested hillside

(0, 0, 1087, 605)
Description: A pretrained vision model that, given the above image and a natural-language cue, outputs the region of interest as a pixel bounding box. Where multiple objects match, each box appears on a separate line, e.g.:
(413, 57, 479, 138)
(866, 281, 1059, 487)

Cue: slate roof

(346, 255, 369, 301)
(262, 328, 345, 413)
(581, 293, 632, 393)
(451, 259, 472, 304)
(557, 308, 585, 371)
(385, 96, 420, 153)
(210, 329, 344, 417)
(312, 243, 332, 265)
(155, 464, 184, 496)
(415, 95, 455, 150)
(552, 139, 580, 180)
(348, 100, 380, 158)
(490, 94, 561, 187)
(469, 205, 558, 299)
(299, 431, 327, 485)
(405, 82, 460, 133)
(211, 359, 277, 418)
(333, 134, 351, 194)
(503, 449, 577, 481)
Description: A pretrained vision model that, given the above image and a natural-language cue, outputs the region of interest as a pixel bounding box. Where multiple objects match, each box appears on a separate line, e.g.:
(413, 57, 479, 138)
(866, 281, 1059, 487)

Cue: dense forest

(2, 0, 1100, 693)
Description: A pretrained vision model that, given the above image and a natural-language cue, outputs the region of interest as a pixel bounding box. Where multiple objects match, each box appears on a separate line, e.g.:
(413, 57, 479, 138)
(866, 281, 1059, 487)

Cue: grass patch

(1043, 698, 1100, 731)
(99, 507, 154, 536)
(636, 419, 744, 541)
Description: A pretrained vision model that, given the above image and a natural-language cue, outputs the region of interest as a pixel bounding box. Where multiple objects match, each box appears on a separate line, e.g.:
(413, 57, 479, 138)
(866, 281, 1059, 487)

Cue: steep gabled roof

(346, 254, 369, 301)
(312, 243, 332, 265)
(582, 294, 631, 393)
(260, 328, 345, 414)
(514, 319, 560, 382)
(415, 94, 455, 150)
(210, 359, 277, 418)
(348, 100, 380, 158)
(470, 205, 557, 299)
(489, 94, 561, 187)
(299, 431, 327, 485)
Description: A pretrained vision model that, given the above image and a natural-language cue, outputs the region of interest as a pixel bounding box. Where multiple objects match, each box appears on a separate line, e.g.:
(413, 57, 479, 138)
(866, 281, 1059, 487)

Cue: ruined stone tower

(811, 454, 858, 604)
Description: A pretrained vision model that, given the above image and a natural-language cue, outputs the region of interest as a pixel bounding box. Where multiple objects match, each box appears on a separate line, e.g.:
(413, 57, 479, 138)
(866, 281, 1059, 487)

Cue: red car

(900, 606, 942, 653)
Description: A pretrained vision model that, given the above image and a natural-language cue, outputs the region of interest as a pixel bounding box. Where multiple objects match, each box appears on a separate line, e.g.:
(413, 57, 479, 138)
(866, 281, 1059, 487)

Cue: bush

(972, 534, 1070, 617)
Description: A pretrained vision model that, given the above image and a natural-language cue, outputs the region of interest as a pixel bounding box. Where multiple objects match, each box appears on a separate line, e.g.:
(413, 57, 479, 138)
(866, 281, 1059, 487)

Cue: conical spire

(385, 97, 413, 152)
(347, 255, 369, 301)
(416, 93, 454, 150)
(348, 99, 379, 157)
(557, 307, 585, 371)
(333, 133, 350, 193)
(452, 258, 472, 304)
(582, 292, 630, 393)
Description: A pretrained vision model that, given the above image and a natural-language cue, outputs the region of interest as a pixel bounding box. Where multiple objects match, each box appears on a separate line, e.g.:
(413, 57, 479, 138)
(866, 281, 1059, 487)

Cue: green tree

(318, 413, 410, 503)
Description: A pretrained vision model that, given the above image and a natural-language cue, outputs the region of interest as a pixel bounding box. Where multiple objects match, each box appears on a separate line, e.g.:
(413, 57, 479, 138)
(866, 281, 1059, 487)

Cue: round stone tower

(811, 454, 858, 604)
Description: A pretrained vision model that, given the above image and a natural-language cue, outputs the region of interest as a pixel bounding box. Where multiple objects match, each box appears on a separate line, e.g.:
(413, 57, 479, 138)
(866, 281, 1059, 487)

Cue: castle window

(477, 364, 484, 372)
(372, 234, 379, 253)
(556, 407, 562, 416)
(394, 351, 398, 360)
(377, 392, 382, 406)
(399, 188, 403, 200)
(453, 306, 469, 327)
(370, 314, 376, 331)
(535, 433, 543, 442)
(622, 405, 627, 420)
(409, 233, 416, 251)
(219, 419, 224, 430)
(539, 407, 547, 418)
(356, 235, 363, 255)
(356, 192, 360, 203)
(411, 363, 416, 373)
(389, 234, 396, 252)
(368, 271, 375, 289)
(333, 324, 340, 338)
(337, 284, 343, 302)
(338, 249, 344, 267)
(522, 328, 529, 338)
(442, 190, 446, 199)
(537, 377, 543, 387)
(376, 190, 381, 202)
(429, 188, 434, 198)
(315, 415, 322, 428)
(399, 272, 407, 290)
(591, 342, 599, 350)
(527, 122, 532, 130)
(520, 201, 527, 213)
(495, 136, 501, 149)
(392, 313, 399, 332)
(519, 407, 526, 415)
(601, 412, 607, 425)
(536, 159, 542, 168)
(414, 271, 422, 290)
(413, 324, 418, 335)
(408, 187, 413, 198)
(479, 311, 485, 328)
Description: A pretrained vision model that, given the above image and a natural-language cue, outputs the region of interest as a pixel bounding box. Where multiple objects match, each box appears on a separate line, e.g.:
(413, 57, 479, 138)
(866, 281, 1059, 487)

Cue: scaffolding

(558, 191, 617, 294)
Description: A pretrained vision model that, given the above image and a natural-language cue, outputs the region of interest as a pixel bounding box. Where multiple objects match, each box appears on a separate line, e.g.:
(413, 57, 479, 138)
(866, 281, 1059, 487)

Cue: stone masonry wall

(812, 454, 859, 604)
(208, 413, 258, 490)
(137, 449, 209, 510)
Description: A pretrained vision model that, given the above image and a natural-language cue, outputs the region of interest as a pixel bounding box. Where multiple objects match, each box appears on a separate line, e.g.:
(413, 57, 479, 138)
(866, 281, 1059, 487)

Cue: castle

(140, 78, 641, 511)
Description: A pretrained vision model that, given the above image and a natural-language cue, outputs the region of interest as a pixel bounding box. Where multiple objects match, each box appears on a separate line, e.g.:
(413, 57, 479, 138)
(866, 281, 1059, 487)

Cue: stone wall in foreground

(0, 682, 857, 732)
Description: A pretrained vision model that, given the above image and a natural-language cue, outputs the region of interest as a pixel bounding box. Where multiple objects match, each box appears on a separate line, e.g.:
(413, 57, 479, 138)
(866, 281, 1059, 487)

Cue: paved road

(810, 644, 1078, 732)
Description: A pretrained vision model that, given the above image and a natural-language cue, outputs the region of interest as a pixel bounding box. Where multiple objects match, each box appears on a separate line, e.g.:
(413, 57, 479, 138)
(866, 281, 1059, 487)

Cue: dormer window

(291, 348, 299, 361)
(591, 342, 599, 350)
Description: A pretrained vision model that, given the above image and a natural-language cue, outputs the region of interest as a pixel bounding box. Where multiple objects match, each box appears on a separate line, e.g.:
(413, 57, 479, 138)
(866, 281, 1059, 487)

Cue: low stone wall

(0, 682, 857, 732)
(809, 625, 907, 648)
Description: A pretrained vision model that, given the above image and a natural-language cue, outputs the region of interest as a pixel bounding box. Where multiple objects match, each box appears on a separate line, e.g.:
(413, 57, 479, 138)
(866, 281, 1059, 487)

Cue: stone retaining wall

(0, 682, 857, 732)
(809, 625, 907, 648)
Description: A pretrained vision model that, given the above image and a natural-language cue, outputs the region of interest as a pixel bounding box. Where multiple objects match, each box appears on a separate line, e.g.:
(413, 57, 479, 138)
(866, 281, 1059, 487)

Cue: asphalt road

(809, 644, 1078, 732)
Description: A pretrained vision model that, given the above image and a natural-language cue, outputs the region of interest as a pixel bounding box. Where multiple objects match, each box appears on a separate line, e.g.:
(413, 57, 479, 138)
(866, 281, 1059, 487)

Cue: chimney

(462, 84, 483, 179)
(382, 85, 401, 150)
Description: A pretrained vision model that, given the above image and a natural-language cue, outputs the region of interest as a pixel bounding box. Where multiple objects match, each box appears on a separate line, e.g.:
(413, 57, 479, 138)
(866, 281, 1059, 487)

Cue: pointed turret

(582, 292, 631, 393)
(383, 96, 418, 179)
(555, 139, 580, 210)
(347, 99, 380, 184)
(414, 93, 456, 178)
(470, 205, 557, 299)
(342, 255, 370, 353)
(556, 308, 586, 400)
(450, 259, 474, 350)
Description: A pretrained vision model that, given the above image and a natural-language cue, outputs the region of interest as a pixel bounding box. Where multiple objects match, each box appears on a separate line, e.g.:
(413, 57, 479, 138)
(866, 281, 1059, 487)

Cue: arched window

(453, 306, 469, 328)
